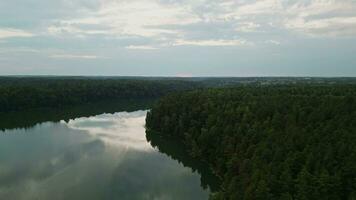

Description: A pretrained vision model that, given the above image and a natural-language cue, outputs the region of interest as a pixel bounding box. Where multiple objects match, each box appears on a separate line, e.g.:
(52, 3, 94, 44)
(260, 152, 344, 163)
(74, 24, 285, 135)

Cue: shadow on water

(146, 130, 221, 192)
(0, 98, 155, 131)
(108, 150, 210, 200)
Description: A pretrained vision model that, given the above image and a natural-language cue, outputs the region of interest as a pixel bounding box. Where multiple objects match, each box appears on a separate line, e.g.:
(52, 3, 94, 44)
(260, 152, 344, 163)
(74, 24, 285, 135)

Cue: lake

(0, 108, 216, 200)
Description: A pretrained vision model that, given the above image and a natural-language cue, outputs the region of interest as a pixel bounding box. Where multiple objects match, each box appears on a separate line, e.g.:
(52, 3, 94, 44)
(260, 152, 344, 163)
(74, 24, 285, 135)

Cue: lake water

(0, 110, 213, 200)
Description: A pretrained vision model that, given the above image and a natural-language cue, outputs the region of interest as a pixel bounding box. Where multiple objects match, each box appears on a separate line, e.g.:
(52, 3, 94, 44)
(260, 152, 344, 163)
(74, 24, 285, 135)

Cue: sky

(0, 0, 355, 76)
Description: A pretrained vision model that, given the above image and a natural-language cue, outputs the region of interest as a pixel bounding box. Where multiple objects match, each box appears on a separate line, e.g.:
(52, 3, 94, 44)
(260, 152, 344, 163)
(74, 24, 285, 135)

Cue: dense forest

(0, 77, 200, 113)
(1, 76, 354, 113)
(146, 85, 356, 200)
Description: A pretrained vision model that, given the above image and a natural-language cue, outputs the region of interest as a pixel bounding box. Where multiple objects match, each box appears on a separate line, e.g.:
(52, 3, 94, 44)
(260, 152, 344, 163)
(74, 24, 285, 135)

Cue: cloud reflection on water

(0, 110, 209, 200)
(65, 110, 153, 151)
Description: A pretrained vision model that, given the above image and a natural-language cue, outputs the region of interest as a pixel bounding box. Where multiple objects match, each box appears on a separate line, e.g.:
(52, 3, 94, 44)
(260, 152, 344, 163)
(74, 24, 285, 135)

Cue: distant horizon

(1, 75, 356, 78)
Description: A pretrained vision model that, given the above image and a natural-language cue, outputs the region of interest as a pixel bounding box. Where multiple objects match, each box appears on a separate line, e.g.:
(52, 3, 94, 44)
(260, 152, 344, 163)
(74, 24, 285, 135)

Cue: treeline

(146, 85, 356, 200)
(0, 99, 153, 131)
(0, 77, 200, 112)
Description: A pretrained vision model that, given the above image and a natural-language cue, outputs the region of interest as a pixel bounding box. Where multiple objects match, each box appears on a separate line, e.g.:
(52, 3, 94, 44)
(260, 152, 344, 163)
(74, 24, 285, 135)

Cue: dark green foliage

(0, 77, 200, 112)
(0, 99, 153, 130)
(146, 85, 356, 200)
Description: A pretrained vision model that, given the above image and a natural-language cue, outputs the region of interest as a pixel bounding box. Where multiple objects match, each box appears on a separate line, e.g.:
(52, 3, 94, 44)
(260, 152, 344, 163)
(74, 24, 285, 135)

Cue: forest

(0, 77, 200, 113)
(1, 76, 354, 113)
(146, 84, 356, 200)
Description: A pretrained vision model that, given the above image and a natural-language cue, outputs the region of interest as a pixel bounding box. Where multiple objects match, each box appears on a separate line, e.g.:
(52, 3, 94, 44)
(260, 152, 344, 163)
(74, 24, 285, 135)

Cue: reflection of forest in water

(146, 131, 221, 192)
(0, 99, 154, 131)
(0, 101, 217, 200)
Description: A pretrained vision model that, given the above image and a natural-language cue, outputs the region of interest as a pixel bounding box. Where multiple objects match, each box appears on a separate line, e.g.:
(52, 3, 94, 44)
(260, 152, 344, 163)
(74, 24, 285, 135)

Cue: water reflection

(146, 131, 221, 192)
(67, 111, 152, 151)
(0, 110, 210, 200)
(0, 99, 154, 131)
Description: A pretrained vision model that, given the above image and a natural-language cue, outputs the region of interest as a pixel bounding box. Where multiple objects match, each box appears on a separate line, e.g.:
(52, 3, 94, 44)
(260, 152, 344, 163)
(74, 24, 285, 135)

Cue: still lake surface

(0, 109, 214, 200)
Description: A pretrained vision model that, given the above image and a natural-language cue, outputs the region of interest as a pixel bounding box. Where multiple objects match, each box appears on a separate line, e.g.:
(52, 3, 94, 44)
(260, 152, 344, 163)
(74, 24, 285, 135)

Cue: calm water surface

(0, 110, 211, 200)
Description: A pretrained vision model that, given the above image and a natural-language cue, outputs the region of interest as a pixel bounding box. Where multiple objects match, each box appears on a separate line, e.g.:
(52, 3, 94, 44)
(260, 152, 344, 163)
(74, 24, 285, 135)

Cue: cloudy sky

(0, 0, 355, 76)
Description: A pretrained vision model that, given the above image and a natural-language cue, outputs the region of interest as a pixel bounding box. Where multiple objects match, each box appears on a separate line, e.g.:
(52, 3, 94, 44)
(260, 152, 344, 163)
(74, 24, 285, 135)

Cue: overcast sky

(0, 0, 355, 76)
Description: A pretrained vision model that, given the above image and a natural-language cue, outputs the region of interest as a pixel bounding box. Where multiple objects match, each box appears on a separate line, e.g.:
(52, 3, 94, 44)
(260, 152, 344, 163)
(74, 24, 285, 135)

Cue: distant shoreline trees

(0, 78, 200, 113)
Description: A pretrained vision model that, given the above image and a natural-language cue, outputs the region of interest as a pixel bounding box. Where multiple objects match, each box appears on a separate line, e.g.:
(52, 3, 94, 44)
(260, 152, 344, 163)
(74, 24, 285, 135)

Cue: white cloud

(217, 0, 356, 37)
(3, 0, 356, 53)
(50, 54, 103, 59)
(125, 45, 158, 50)
(284, 0, 356, 36)
(0, 28, 34, 39)
(34, 0, 356, 53)
(173, 39, 248, 47)
(0, 47, 41, 54)
(49, 0, 200, 38)
(265, 40, 281, 45)
(234, 0, 283, 16)
(47, 25, 109, 37)
(235, 22, 261, 33)
(286, 17, 356, 36)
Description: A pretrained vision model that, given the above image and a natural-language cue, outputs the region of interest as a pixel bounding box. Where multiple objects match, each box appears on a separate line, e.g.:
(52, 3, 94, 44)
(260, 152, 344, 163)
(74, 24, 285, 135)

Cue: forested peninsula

(146, 85, 356, 200)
